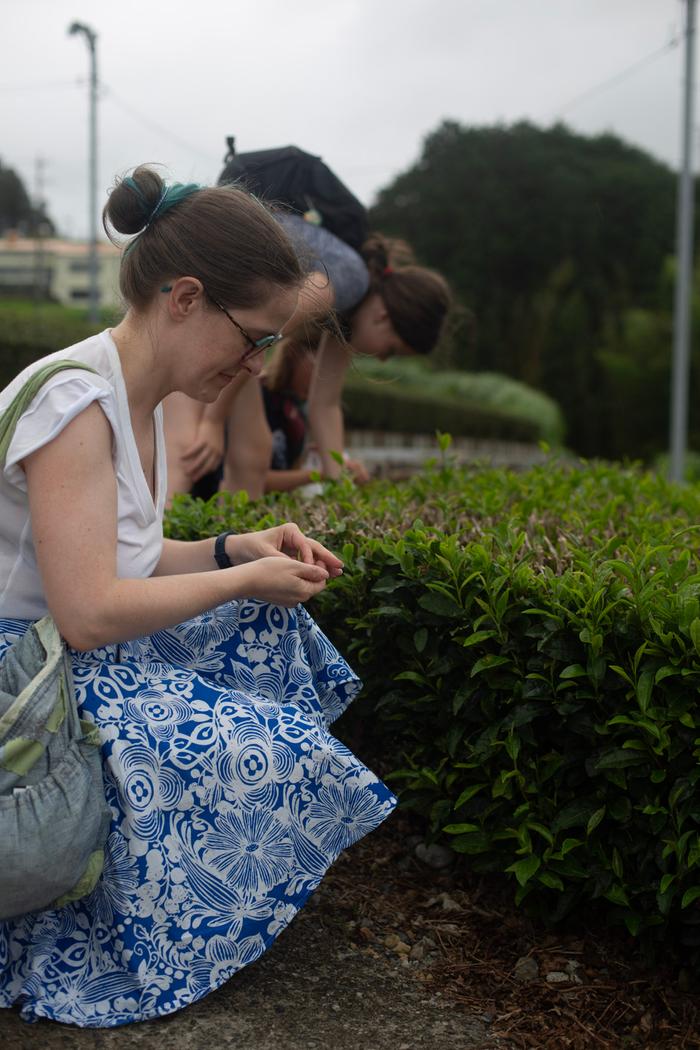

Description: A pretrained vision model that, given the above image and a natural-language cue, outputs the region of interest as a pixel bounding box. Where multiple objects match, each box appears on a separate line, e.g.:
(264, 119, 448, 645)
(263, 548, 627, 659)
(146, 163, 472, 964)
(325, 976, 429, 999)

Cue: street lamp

(669, 0, 697, 482)
(68, 21, 99, 324)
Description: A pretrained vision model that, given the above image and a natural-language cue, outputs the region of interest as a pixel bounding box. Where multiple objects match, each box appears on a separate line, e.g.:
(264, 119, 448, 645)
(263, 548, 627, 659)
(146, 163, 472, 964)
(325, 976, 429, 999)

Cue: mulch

(321, 813, 700, 1050)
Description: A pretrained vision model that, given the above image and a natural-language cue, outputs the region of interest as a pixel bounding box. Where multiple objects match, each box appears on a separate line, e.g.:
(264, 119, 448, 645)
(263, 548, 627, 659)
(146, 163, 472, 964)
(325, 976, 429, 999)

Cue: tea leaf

(507, 854, 541, 887)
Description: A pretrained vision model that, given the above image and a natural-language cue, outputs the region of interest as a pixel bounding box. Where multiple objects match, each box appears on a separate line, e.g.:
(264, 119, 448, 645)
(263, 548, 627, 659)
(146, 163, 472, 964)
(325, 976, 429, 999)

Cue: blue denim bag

(0, 360, 111, 919)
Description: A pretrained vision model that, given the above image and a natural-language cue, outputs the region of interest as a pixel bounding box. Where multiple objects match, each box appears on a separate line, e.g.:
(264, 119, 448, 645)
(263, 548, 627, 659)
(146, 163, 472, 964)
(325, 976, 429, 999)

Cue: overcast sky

(2, 0, 689, 239)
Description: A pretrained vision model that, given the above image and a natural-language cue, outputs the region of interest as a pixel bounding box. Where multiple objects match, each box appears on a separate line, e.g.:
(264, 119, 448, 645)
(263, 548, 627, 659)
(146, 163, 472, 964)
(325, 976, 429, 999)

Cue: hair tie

(382, 266, 394, 277)
(146, 181, 200, 227)
(143, 186, 169, 229)
(122, 178, 201, 255)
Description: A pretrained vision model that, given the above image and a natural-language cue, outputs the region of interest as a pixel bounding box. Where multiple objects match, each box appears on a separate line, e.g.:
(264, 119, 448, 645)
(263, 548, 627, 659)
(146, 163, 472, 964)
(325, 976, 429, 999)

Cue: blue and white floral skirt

(0, 600, 396, 1028)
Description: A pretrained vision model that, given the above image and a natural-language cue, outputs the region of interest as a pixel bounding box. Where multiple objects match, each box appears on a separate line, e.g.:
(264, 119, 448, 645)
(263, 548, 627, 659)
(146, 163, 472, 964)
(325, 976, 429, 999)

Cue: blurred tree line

(369, 120, 693, 461)
(0, 159, 54, 237)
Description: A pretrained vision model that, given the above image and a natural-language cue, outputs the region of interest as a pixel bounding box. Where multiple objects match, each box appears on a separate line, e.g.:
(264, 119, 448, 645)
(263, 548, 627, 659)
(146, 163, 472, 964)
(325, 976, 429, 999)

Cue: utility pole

(68, 21, 100, 323)
(669, 0, 697, 482)
(33, 156, 47, 304)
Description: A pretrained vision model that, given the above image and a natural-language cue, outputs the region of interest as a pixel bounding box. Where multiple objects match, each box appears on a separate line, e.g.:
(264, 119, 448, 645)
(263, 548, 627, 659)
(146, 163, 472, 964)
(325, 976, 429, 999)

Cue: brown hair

(361, 233, 451, 355)
(103, 165, 304, 310)
(264, 337, 318, 394)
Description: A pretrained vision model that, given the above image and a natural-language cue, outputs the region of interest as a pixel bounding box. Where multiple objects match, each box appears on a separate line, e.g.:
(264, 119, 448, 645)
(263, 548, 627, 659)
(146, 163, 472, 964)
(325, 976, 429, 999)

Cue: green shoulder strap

(0, 360, 99, 468)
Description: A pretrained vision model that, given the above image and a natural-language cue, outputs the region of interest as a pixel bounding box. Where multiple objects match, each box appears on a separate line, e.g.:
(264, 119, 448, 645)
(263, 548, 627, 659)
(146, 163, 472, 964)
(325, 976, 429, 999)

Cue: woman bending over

(167, 210, 451, 500)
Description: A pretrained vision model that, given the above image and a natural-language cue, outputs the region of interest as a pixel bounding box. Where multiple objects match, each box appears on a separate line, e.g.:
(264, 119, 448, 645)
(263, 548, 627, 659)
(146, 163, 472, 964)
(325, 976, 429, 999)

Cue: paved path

(345, 430, 551, 477)
(0, 851, 493, 1050)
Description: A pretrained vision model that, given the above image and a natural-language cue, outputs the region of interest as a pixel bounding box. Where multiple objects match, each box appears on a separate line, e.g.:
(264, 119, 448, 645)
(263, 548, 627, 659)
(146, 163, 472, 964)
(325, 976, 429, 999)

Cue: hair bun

(104, 165, 166, 237)
(361, 232, 415, 279)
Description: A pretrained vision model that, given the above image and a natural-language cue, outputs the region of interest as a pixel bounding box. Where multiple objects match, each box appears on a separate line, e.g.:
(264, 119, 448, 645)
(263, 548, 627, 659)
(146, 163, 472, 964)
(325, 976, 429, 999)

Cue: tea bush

(342, 378, 542, 443)
(345, 355, 565, 445)
(0, 302, 116, 388)
(166, 450, 700, 955)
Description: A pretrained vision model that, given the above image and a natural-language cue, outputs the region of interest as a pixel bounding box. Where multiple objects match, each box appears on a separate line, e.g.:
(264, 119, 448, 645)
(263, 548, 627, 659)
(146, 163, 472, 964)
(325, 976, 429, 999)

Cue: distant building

(0, 234, 122, 309)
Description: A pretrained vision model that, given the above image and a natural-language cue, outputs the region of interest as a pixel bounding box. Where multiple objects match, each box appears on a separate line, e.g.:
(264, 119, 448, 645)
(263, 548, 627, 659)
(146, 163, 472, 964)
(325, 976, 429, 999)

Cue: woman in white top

(0, 166, 395, 1028)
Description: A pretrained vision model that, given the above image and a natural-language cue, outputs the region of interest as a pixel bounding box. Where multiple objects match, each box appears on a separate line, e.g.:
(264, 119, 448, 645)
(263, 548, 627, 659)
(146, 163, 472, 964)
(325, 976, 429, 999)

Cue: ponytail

(360, 234, 451, 355)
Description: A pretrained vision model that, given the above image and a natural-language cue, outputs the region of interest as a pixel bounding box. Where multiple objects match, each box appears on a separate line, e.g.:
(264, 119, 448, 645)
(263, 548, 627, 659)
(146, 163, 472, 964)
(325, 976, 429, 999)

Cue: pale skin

(164, 270, 334, 503)
(307, 291, 414, 479)
(164, 276, 414, 499)
(22, 277, 343, 652)
(262, 346, 315, 493)
(262, 343, 363, 494)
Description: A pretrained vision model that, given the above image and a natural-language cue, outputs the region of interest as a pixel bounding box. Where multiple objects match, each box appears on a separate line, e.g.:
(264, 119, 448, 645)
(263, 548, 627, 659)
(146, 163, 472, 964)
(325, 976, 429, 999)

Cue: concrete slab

(0, 882, 490, 1050)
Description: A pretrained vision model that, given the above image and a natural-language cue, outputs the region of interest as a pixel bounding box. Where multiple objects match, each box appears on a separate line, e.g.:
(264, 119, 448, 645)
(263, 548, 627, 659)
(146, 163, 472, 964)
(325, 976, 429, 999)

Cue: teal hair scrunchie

(121, 178, 201, 255)
(146, 181, 201, 228)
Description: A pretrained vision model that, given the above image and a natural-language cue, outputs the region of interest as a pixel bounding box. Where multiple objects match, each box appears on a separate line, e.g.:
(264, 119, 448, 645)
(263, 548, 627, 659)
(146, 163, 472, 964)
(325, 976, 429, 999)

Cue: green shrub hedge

(0, 302, 115, 388)
(165, 453, 700, 957)
(342, 378, 542, 443)
(345, 355, 565, 445)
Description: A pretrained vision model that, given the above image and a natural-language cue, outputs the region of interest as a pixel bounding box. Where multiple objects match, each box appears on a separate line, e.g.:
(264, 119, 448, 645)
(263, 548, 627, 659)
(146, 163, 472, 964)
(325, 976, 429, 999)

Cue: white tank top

(0, 330, 166, 620)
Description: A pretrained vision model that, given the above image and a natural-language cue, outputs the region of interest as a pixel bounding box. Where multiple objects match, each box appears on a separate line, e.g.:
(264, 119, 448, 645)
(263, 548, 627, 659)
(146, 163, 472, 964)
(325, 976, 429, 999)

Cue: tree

(0, 160, 55, 236)
(370, 121, 678, 457)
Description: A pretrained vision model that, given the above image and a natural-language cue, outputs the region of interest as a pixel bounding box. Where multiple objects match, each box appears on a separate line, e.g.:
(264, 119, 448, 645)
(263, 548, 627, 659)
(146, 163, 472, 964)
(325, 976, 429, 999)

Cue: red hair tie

(382, 266, 394, 277)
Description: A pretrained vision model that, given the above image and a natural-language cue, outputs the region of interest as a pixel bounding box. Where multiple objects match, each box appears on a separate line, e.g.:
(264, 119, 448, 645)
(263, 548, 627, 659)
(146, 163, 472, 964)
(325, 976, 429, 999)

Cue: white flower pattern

(0, 600, 396, 1027)
(201, 806, 293, 892)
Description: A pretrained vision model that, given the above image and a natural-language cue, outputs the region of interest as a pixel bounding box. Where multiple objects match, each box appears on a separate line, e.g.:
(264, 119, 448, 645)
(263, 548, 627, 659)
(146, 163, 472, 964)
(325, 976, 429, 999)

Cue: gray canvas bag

(0, 360, 111, 919)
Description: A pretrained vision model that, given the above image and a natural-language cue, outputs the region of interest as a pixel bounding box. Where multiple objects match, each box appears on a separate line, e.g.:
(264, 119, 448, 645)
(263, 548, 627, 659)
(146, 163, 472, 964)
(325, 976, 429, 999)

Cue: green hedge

(342, 378, 542, 443)
(165, 454, 700, 958)
(345, 355, 565, 445)
(0, 303, 113, 387)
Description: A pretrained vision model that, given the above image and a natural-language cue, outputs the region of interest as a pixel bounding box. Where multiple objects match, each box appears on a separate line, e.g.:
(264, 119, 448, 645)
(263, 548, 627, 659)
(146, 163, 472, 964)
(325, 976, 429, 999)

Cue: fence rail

(345, 429, 549, 477)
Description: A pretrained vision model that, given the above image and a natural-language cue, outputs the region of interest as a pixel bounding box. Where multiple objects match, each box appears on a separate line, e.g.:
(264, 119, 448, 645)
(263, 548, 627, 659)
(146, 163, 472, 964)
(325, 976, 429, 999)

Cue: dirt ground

(0, 818, 493, 1050)
(2, 813, 700, 1050)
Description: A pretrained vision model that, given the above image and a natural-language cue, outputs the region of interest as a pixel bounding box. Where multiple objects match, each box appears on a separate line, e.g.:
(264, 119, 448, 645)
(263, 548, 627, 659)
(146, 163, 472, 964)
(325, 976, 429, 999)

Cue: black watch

(214, 530, 236, 569)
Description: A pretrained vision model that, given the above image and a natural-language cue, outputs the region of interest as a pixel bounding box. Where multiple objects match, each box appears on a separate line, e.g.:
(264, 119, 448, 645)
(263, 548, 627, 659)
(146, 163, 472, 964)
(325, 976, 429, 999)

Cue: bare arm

(162, 392, 205, 502)
(155, 526, 343, 576)
(306, 330, 353, 479)
(264, 467, 315, 493)
(176, 371, 251, 484)
(220, 376, 272, 498)
(24, 404, 333, 651)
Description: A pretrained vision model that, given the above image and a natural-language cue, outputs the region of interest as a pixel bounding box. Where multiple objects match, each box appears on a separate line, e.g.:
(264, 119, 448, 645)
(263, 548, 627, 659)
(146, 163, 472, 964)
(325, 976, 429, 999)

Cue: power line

(552, 35, 680, 120)
(101, 85, 219, 167)
(2, 77, 218, 166)
(0, 78, 84, 93)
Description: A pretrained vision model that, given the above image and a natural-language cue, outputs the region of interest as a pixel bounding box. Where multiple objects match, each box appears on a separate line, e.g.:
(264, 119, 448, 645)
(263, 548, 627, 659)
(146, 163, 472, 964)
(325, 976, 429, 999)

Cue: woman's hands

(234, 556, 331, 607)
(227, 523, 343, 607)
(180, 419, 226, 482)
(228, 523, 344, 577)
(343, 457, 371, 485)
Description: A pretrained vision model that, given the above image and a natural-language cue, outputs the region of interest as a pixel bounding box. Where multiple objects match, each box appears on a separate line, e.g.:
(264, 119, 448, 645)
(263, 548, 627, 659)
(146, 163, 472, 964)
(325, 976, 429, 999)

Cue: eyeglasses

(207, 293, 283, 362)
(160, 284, 283, 363)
